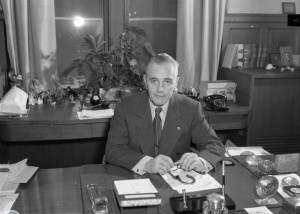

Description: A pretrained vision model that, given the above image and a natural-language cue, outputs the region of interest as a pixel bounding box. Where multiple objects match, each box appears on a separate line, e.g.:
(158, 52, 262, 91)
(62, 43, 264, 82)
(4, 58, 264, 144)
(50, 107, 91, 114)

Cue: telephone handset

(203, 94, 229, 112)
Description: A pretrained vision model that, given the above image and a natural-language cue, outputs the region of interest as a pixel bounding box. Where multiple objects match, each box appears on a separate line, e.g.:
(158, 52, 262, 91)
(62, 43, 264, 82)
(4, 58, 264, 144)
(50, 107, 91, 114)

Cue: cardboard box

(199, 80, 237, 101)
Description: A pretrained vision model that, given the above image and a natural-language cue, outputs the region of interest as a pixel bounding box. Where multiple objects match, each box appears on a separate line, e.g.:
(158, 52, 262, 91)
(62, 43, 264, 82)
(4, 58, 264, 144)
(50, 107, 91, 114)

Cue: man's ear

(143, 74, 148, 89)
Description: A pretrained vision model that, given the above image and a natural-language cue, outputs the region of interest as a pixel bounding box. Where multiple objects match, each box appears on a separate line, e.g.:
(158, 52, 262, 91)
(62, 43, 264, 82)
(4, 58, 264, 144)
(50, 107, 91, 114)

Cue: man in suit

(105, 53, 224, 175)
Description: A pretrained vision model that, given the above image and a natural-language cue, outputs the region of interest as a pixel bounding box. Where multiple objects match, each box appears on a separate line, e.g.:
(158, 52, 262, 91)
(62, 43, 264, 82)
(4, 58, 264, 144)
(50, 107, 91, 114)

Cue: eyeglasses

(169, 165, 196, 184)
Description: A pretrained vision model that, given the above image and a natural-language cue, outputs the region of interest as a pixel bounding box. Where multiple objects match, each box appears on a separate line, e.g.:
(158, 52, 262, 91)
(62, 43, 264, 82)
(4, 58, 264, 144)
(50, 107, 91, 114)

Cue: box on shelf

(199, 80, 237, 101)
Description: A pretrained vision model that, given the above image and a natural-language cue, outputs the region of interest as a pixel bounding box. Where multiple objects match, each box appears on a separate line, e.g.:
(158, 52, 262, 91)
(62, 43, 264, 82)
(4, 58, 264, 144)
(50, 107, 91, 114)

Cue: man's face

(143, 62, 178, 106)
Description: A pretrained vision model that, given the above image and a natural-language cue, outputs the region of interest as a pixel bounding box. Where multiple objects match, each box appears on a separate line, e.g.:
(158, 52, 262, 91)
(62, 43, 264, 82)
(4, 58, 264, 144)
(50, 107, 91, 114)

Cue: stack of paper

(77, 109, 114, 120)
(225, 146, 270, 157)
(113, 178, 161, 207)
(0, 159, 38, 213)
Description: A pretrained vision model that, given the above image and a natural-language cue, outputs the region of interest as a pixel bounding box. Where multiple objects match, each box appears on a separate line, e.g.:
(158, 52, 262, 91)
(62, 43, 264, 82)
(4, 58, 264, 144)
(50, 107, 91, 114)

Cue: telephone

(203, 94, 229, 112)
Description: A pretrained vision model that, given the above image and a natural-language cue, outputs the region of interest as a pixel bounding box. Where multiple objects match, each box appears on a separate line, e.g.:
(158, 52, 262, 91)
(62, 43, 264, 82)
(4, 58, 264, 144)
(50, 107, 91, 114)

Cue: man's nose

(157, 83, 164, 92)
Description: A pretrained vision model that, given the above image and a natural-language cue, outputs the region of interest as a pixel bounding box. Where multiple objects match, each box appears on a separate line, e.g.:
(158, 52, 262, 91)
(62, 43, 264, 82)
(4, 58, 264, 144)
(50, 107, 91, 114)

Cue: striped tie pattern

(153, 107, 162, 156)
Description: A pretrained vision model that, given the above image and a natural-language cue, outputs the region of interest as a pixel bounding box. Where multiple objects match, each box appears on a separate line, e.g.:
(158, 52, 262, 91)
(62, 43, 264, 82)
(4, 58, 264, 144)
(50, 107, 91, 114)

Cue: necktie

(153, 107, 162, 156)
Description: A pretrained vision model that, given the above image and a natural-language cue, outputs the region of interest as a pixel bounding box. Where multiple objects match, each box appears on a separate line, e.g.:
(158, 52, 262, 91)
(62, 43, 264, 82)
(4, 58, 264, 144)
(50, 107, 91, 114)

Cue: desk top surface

(0, 101, 250, 125)
(12, 158, 289, 214)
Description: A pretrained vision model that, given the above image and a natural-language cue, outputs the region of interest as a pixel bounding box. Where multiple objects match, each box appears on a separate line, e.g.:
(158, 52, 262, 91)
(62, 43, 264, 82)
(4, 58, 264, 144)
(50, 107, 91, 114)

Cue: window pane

(127, 0, 177, 58)
(55, 0, 104, 87)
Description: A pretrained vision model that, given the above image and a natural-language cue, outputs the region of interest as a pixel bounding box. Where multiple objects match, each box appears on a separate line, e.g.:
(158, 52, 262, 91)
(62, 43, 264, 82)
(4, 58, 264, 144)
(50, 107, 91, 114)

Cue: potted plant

(65, 24, 155, 102)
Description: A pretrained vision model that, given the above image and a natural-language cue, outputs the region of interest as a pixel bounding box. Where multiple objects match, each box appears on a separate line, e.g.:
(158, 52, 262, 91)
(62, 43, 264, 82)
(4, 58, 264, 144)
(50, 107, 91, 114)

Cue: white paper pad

(0, 173, 8, 192)
(162, 171, 221, 193)
(10, 166, 38, 183)
(0, 181, 19, 195)
(77, 109, 114, 120)
(225, 146, 270, 157)
(273, 173, 300, 198)
(0, 159, 27, 180)
(245, 206, 273, 214)
(114, 178, 158, 195)
(0, 194, 19, 214)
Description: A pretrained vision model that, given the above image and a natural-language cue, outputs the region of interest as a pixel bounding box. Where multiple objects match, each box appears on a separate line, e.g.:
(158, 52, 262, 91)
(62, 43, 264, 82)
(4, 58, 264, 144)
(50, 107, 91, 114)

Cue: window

(54, 0, 177, 86)
(55, 0, 105, 86)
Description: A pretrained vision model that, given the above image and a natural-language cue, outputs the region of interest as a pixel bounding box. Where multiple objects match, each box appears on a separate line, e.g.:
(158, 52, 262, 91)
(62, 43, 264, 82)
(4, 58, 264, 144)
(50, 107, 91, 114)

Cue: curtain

(176, 0, 226, 91)
(1, 0, 57, 92)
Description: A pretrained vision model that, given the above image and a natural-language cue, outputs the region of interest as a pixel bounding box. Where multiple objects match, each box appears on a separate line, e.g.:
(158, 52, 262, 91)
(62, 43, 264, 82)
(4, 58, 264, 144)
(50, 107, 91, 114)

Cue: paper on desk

(114, 178, 158, 195)
(273, 173, 300, 198)
(0, 172, 8, 192)
(10, 166, 38, 183)
(0, 159, 27, 180)
(161, 171, 221, 193)
(77, 109, 114, 120)
(0, 194, 19, 214)
(225, 146, 270, 157)
(245, 206, 273, 214)
(0, 181, 19, 195)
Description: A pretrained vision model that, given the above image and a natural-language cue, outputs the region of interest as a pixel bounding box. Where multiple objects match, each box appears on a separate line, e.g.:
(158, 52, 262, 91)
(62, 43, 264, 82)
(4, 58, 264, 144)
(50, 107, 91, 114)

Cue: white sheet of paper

(114, 178, 158, 195)
(0, 194, 19, 214)
(0, 172, 8, 191)
(245, 206, 273, 214)
(0, 181, 19, 195)
(225, 146, 270, 157)
(162, 171, 221, 193)
(273, 173, 300, 198)
(11, 166, 38, 183)
(77, 109, 114, 120)
(0, 159, 28, 180)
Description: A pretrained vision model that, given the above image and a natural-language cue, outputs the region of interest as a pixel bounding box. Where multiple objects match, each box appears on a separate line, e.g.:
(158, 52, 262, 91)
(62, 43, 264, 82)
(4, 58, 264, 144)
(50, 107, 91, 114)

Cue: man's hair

(146, 53, 179, 76)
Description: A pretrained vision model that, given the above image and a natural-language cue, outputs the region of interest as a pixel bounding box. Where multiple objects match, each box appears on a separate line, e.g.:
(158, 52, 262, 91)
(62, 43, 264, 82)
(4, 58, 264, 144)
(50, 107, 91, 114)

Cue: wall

(227, 0, 300, 14)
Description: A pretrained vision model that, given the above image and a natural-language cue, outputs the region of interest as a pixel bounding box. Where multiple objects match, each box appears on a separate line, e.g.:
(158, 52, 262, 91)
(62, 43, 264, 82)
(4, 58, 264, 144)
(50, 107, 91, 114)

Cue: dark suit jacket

(105, 91, 224, 171)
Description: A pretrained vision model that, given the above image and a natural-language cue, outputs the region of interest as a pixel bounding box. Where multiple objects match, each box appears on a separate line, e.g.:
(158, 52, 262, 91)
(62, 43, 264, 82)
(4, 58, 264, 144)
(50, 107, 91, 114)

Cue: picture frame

(269, 53, 281, 66)
(279, 46, 294, 66)
(282, 2, 296, 14)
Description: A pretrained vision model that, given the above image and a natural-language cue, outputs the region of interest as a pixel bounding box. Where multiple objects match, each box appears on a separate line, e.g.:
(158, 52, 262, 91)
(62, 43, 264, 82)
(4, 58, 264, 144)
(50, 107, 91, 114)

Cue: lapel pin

(177, 127, 181, 131)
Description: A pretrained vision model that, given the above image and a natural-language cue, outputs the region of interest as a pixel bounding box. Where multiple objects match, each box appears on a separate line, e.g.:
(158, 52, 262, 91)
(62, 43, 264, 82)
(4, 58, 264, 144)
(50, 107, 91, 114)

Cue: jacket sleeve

(191, 102, 225, 168)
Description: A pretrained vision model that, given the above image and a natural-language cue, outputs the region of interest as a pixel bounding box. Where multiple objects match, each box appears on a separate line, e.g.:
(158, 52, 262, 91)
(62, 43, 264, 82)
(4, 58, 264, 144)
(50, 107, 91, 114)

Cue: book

(250, 44, 258, 68)
(243, 44, 252, 69)
(222, 44, 237, 69)
(236, 44, 244, 69)
(113, 179, 162, 207)
(199, 80, 237, 101)
(256, 44, 262, 68)
(259, 44, 268, 68)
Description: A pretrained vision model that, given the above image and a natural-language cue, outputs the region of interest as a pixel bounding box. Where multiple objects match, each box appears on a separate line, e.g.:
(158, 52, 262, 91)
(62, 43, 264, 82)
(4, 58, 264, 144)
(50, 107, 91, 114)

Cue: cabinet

(219, 68, 300, 154)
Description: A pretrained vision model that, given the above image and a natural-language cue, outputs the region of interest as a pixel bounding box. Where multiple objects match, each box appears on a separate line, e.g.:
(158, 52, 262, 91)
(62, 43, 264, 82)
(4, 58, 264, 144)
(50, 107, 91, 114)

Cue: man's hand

(144, 155, 175, 174)
(177, 153, 206, 172)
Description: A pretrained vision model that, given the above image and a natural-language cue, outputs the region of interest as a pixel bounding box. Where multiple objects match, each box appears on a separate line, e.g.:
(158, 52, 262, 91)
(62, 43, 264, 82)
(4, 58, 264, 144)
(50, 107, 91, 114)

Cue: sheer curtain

(1, 0, 57, 92)
(176, 0, 226, 91)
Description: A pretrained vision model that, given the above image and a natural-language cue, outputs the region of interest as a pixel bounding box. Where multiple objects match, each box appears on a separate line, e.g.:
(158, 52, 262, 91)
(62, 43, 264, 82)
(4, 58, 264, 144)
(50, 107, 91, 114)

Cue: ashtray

(258, 159, 275, 174)
(281, 176, 300, 187)
(246, 155, 262, 166)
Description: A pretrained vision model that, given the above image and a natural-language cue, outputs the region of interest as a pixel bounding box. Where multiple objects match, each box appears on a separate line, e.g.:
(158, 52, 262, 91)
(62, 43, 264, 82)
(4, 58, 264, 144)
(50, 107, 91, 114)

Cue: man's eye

(150, 79, 158, 84)
(165, 80, 173, 85)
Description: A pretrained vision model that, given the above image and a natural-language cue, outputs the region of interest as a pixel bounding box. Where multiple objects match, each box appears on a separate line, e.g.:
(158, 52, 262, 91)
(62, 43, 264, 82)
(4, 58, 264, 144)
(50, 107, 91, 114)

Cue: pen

(222, 160, 225, 197)
(182, 189, 188, 209)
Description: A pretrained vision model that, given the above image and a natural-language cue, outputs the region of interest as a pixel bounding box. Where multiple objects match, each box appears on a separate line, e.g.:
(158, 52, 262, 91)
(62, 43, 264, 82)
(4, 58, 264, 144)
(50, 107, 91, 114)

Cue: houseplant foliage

(68, 24, 156, 97)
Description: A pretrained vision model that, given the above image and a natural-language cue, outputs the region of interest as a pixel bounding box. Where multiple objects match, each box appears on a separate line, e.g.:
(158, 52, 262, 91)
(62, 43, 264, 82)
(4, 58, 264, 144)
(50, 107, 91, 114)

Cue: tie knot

(155, 107, 162, 116)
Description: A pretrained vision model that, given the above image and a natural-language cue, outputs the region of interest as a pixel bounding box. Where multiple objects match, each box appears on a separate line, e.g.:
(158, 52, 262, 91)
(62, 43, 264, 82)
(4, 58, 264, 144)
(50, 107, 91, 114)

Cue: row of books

(222, 43, 268, 69)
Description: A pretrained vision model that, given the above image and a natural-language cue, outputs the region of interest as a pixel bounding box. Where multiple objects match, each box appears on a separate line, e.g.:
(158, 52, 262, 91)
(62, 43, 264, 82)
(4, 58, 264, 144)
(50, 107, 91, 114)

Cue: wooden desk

(0, 101, 250, 168)
(12, 161, 289, 214)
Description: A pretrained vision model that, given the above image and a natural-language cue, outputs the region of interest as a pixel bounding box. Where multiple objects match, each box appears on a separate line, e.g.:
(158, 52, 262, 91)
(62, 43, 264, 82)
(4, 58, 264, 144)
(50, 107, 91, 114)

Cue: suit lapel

(134, 93, 155, 157)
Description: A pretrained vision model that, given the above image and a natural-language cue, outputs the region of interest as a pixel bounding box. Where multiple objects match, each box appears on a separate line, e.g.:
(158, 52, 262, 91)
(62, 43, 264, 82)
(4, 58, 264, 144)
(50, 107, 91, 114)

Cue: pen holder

(170, 192, 235, 214)
(87, 184, 108, 214)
